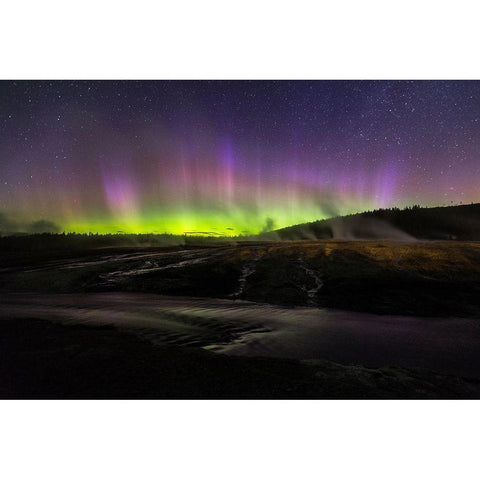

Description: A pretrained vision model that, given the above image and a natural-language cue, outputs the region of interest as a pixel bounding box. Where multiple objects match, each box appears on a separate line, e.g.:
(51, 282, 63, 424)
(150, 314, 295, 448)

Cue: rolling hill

(268, 203, 480, 241)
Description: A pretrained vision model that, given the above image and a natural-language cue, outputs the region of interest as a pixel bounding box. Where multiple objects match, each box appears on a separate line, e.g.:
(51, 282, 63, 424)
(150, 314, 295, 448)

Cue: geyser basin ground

(1, 239, 480, 398)
(3, 239, 480, 317)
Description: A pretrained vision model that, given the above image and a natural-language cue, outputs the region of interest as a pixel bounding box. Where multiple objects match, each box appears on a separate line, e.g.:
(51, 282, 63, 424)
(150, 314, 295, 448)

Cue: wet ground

(2, 240, 480, 397)
(1, 292, 480, 379)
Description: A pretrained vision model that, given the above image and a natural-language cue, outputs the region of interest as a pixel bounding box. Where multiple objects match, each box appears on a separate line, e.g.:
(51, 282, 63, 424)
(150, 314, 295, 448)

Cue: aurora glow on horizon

(1, 80, 480, 235)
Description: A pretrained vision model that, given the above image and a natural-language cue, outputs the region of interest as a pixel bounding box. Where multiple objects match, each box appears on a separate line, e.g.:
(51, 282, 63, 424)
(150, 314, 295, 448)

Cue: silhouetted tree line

(0, 231, 236, 252)
(2, 203, 480, 252)
(273, 203, 480, 240)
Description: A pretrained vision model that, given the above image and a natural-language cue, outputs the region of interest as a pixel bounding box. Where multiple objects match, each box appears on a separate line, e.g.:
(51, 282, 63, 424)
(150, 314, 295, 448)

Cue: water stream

(1, 291, 479, 379)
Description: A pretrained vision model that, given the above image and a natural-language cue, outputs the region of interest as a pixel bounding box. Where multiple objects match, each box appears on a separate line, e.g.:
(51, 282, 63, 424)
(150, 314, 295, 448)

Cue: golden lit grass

(244, 240, 480, 281)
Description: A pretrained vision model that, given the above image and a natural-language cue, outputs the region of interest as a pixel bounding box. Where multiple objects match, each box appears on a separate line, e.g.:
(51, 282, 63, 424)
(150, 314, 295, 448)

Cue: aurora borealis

(1, 80, 480, 235)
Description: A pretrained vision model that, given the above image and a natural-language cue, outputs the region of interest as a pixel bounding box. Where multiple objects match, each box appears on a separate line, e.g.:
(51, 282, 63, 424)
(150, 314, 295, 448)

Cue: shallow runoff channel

(1, 292, 480, 379)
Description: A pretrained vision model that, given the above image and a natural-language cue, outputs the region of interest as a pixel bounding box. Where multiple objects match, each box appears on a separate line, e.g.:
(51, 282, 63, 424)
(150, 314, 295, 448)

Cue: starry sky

(1, 80, 479, 235)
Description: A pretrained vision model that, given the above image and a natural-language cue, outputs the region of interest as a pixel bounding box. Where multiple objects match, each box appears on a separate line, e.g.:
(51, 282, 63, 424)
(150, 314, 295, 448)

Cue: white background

(1, 1, 479, 479)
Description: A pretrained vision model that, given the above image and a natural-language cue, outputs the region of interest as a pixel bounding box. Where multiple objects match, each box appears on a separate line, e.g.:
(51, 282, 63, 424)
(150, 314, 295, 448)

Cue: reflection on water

(1, 292, 480, 378)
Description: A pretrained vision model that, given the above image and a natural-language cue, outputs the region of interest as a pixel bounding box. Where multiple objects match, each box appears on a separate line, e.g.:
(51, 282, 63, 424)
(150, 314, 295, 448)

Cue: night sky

(1, 80, 480, 235)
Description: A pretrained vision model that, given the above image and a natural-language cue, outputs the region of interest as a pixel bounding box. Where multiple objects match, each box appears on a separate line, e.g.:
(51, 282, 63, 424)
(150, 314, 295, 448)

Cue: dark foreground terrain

(2, 317, 480, 399)
(1, 238, 480, 399)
